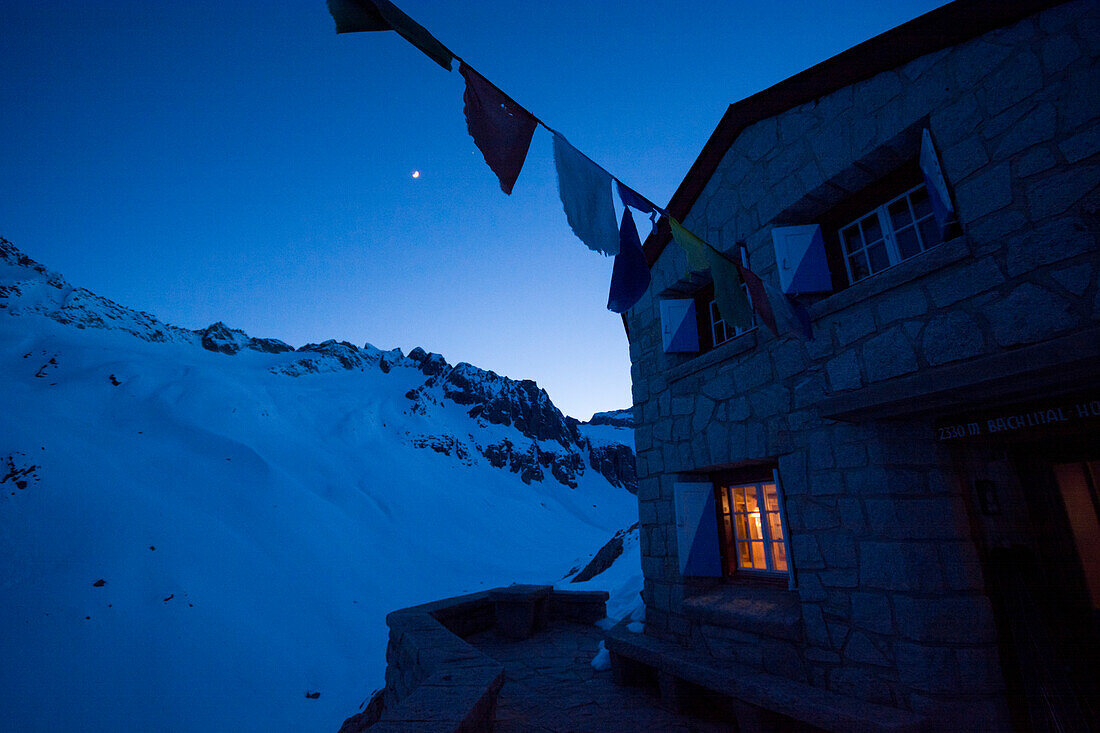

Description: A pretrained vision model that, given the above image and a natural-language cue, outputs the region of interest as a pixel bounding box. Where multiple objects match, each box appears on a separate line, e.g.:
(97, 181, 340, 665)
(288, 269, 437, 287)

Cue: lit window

(839, 183, 943, 284)
(716, 481, 788, 576)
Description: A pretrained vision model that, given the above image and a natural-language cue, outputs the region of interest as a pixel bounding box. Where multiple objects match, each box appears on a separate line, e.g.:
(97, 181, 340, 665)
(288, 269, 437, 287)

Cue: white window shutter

(771, 225, 833, 295)
(920, 128, 956, 236)
(674, 481, 722, 577)
(659, 299, 699, 353)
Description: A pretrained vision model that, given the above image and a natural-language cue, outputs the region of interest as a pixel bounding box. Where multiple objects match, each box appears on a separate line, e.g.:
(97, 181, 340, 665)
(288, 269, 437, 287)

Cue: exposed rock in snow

(586, 408, 635, 428)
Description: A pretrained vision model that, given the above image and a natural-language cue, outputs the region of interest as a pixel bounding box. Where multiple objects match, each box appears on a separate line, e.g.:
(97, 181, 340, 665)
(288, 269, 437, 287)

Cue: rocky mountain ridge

(0, 238, 635, 491)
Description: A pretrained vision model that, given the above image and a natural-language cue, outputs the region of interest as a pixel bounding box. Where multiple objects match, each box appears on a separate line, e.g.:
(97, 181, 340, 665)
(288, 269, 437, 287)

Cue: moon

(411, 170, 420, 179)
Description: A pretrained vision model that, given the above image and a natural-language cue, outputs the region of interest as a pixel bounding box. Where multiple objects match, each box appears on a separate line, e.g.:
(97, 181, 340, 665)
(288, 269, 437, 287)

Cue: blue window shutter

(920, 128, 956, 236)
(771, 225, 832, 295)
(660, 299, 699, 353)
(674, 481, 722, 577)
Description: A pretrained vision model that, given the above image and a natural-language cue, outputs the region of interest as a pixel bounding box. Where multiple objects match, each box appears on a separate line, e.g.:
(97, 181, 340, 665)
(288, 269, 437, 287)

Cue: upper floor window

(839, 183, 944, 284)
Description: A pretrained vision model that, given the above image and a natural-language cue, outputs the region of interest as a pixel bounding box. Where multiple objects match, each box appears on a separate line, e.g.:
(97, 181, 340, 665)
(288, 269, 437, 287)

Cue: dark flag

(608, 208, 651, 313)
(327, 0, 453, 71)
(616, 180, 658, 216)
(459, 63, 537, 195)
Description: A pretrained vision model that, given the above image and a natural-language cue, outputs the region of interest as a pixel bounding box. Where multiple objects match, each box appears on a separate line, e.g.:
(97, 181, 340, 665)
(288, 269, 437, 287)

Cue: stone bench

(340, 585, 609, 732)
(604, 620, 926, 733)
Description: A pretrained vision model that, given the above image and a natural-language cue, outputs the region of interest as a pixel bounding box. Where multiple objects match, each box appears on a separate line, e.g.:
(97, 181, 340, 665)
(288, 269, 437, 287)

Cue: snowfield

(0, 241, 640, 732)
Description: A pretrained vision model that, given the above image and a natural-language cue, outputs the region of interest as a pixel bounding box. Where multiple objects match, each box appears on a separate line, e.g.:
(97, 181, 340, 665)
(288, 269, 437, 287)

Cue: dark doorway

(970, 436, 1100, 732)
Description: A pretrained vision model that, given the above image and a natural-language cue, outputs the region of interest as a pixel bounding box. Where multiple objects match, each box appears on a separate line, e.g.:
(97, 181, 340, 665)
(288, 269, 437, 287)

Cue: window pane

(918, 215, 942, 248)
(738, 542, 751, 568)
(719, 488, 730, 514)
(744, 486, 759, 514)
(867, 242, 890, 273)
(733, 488, 746, 512)
(735, 514, 749, 539)
(750, 542, 767, 569)
(748, 511, 764, 541)
(773, 541, 788, 572)
(888, 199, 912, 229)
(848, 253, 870, 282)
(910, 186, 932, 220)
(895, 227, 921, 260)
(861, 214, 882, 244)
(767, 511, 784, 542)
(763, 483, 779, 512)
(841, 226, 863, 255)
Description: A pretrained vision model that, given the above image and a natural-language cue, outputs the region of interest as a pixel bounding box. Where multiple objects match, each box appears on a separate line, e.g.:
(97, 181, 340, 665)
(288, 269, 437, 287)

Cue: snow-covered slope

(0, 239, 638, 732)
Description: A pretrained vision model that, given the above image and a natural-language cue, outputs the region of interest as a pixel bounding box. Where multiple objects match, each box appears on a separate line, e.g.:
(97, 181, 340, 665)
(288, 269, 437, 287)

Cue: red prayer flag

(459, 63, 538, 195)
(737, 263, 778, 337)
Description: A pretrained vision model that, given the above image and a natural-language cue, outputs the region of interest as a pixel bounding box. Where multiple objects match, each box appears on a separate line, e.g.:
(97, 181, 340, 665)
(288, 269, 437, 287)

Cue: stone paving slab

(465, 622, 731, 733)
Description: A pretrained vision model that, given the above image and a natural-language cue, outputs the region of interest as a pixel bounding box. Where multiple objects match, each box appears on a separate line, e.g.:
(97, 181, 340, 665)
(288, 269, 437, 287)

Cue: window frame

(716, 480, 790, 578)
(692, 247, 758, 353)
(838, 182, 943, 285)
(709, 465, 794, 584)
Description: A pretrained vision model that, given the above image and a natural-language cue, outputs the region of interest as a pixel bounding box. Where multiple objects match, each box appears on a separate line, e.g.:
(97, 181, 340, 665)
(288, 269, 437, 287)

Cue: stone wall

(626, 1, 1099, 728)
(339, 586, 609, 732)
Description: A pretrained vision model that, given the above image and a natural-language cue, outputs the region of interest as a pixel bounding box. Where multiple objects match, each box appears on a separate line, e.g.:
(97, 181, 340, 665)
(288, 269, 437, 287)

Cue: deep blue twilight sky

(2, 1, 949, 419)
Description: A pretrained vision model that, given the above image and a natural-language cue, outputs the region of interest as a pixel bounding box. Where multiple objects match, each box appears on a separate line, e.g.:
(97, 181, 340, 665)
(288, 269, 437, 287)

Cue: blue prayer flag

(607, 208, 651, 313)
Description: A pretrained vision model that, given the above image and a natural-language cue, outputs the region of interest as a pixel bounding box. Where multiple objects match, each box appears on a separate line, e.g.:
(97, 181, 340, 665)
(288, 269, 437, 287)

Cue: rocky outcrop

(412, 363, 582, 449)
(587, 409, 635, 428)
(587, 443, 637, 494)
(570, 523, 639, 582)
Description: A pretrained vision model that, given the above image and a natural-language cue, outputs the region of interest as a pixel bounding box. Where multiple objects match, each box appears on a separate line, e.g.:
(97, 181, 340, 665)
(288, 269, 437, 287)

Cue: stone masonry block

(876, 286, 929, 324)
(987, 282, 1076, 347)
(866, 497, 970, 540)
(927, 257, 1005, 308)
(861, 542, 944, 592)
(862, 327, 919, 383)
(894, 595, 997, 644)
(818, 532, 858, 568)
(1004, 216, 1096, 277)
(954, 161, 1013, 221)
(1059, 122, 1100, 164)
(845, 631, 891, 667)
(975, 48, 1042, 117)
(791, 534, 825, 570)
(1024, 164, 1100, 220)
(1015, 145, 1056, 177)
(825, 350, 862, 392)
(896, 642, 959, 693)
(921, 311, 986, 366)
(851, 592, 894, 634)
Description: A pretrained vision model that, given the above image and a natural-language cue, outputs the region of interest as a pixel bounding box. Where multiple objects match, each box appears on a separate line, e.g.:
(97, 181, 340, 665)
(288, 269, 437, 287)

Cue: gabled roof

(643, 0, 1069, 266)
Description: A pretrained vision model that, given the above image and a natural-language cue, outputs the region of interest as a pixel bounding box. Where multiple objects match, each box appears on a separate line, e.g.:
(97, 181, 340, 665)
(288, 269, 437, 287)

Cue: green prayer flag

(668, 217, 753, 330)
(668, 217, 710, 272)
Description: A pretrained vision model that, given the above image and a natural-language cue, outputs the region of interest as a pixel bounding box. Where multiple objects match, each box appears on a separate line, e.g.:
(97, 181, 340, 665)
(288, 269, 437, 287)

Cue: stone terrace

(467, 621, 730, 733)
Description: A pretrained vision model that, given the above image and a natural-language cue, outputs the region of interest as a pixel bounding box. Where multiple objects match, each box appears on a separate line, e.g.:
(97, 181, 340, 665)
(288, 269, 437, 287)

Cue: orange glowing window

(716, 481, 788, 576)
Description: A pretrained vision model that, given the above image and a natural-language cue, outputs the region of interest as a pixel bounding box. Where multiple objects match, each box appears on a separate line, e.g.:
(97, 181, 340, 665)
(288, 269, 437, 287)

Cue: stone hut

(609, 0, 1100, 729)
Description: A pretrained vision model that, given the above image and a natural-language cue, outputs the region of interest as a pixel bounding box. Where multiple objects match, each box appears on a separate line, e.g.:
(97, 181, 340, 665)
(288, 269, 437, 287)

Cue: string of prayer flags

(459, 63, 537, 195)
(616, 180, 658, 216)
(607, 208, 652, 313)
(736, 263, 778, 337)
(668, 218, 753, 330)
(552, 133, 620, 256)
(327, 0, 453, 70)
